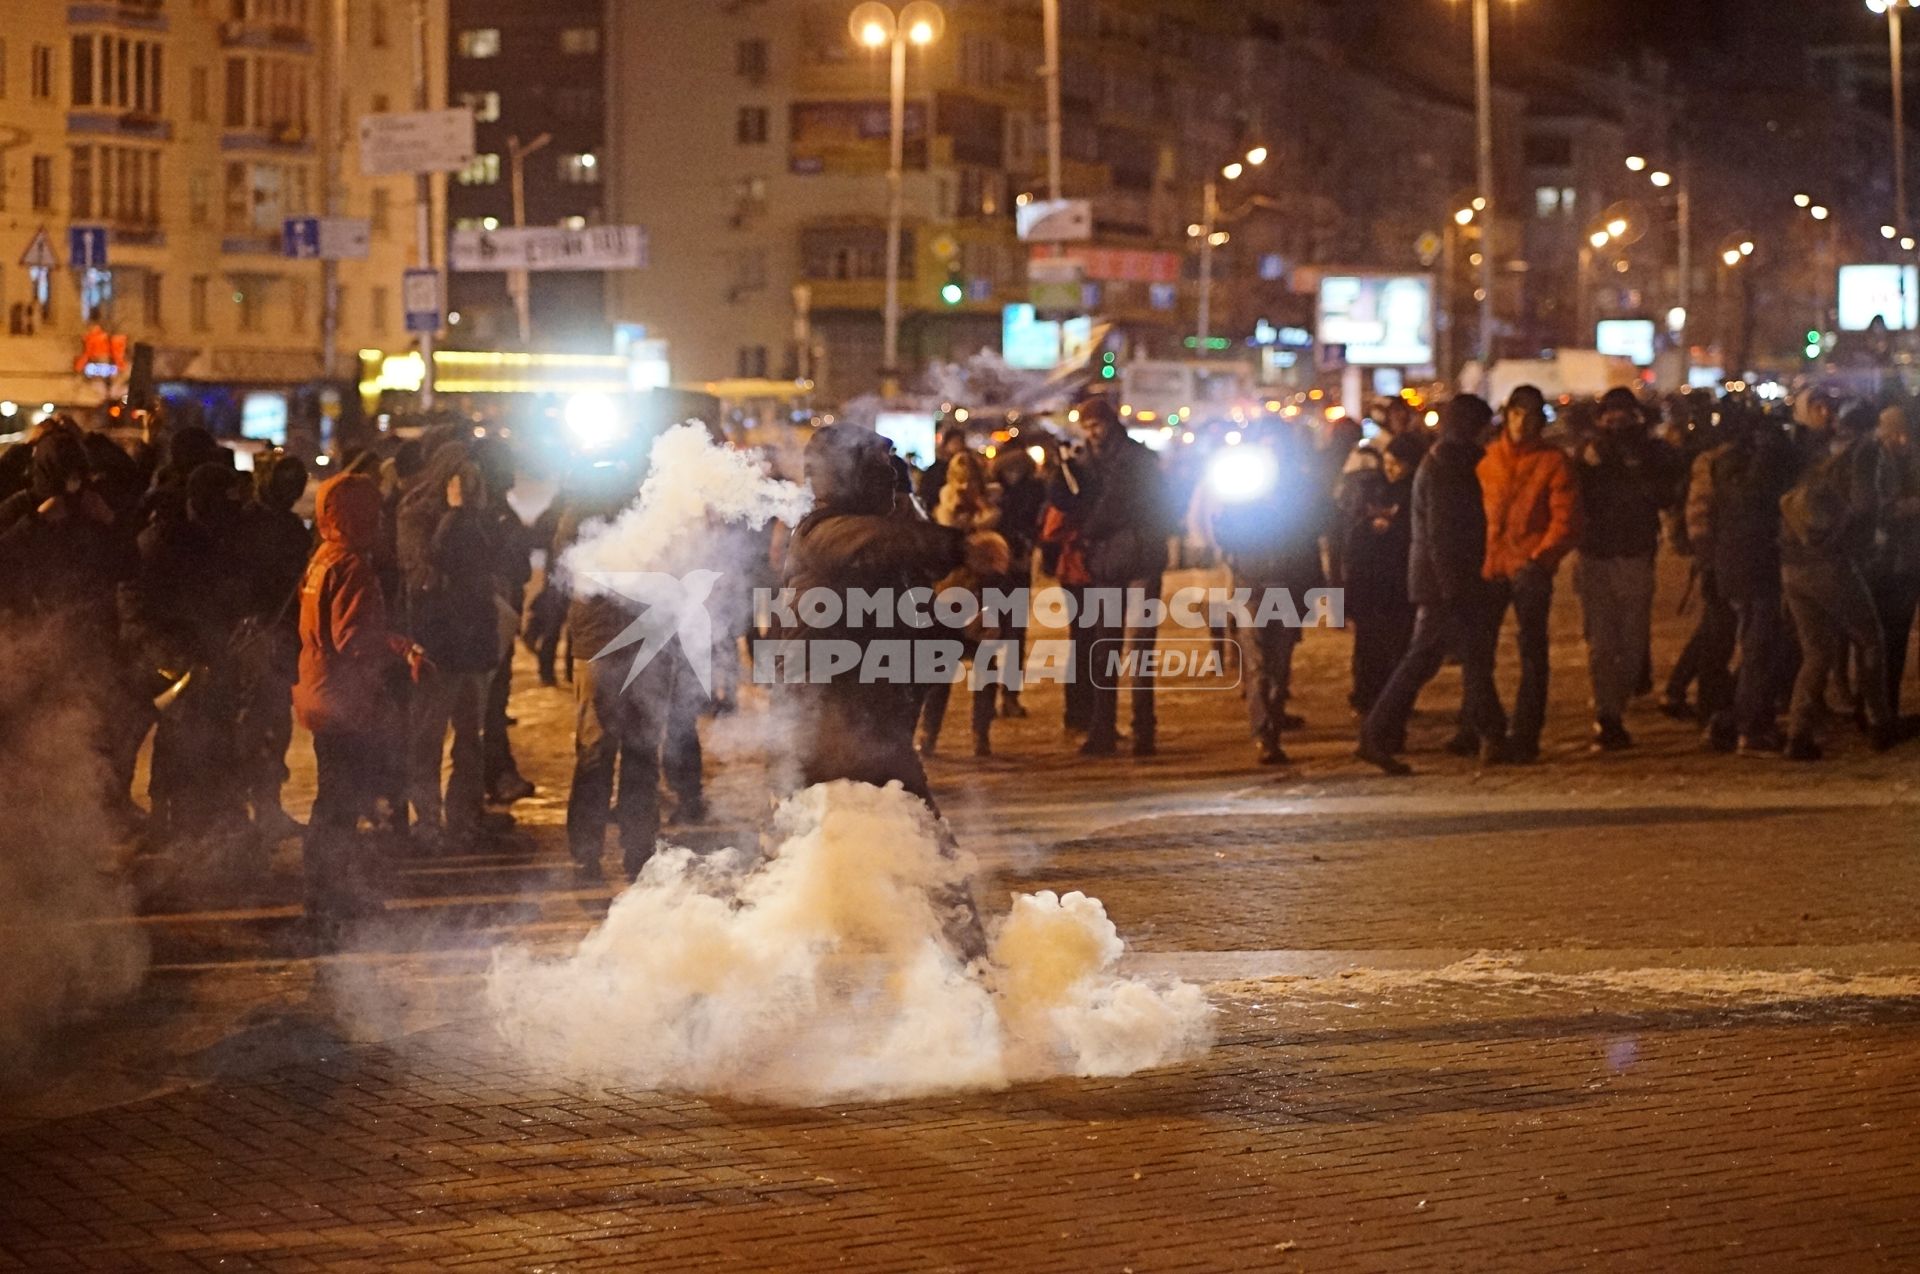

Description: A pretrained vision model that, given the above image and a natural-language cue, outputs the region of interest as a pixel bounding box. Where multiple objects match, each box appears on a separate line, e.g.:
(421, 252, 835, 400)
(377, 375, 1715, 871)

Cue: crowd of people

(1, 375, 1915, 933)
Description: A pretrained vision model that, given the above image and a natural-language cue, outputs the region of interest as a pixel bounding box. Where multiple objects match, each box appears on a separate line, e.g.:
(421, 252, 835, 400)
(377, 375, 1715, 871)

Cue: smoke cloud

(0, 624, 148, 1075)
(559, 422, 811, 593)
(487, 781, 1212, 1103)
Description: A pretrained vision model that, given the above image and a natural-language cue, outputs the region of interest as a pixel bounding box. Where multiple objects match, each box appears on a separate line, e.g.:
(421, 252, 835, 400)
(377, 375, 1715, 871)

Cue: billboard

(1837, 263, 1919, 332)
(1316, 274, 1434, 366)
(1595, 318, 1657, 366)
(789, 101, 926, 175)
(1002, 304, 1094, 370)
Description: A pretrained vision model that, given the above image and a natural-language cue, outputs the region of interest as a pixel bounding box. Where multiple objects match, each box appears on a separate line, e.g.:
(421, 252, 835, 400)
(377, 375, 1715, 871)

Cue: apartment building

(0, 0, 439, 426)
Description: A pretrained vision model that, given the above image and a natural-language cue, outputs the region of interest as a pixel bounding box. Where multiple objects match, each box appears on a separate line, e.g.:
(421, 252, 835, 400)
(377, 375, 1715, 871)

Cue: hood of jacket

(315, 473, 382, 553)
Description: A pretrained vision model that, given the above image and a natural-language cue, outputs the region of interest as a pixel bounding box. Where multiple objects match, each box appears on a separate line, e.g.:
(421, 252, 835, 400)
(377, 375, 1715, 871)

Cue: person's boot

(1355, 738, 1413, 776)
(1131, 731, 1157, 758)
(1442, 732, 1480, 758)
(488, 770, 536, 803)
(1000, 692, 1028, 719)
(1589, 717, 1634, 752)
(1659, 696, 1695, 721)
(252, 796, 304, 844)
(1738, 729, 1785, 755)
(973, 730, 992, 758)
(918, 731, 939, 758)
(1256, 732, 1288, 766)
(1784, 734, 1824, 762)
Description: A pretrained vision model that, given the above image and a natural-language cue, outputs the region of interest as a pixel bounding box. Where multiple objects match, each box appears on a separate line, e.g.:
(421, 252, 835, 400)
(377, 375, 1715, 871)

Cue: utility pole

(1041, 0, 1062, 203)
(1471, 0, 1496, 366)
(1675, 161, 1692, 375)
(507, 132, 553, 349)
(1197, 179, 1217, 352)
(883, 29, 907, 397)
(413, 0, 437, 409)
(320, 0, 347, 380)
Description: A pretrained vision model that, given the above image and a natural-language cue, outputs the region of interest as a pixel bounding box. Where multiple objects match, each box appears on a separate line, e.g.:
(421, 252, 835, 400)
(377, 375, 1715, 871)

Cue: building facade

(0, 0, 440, 429)
(443, 0, 609, 352)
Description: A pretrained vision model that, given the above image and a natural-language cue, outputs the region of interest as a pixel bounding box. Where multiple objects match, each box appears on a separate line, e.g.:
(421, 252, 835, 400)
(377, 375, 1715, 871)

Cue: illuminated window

(457, 153, 501, 185)
(458, 28, 501, 59)
(459, 90, 500, 122)
(556, 152, 600, 184)
(1535, 186, 1559, 218)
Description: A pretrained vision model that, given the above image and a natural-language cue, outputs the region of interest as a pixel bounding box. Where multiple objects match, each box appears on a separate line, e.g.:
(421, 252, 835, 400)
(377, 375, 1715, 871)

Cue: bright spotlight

(1206, 444, 1277, 503)
(564, 392, 623, 450)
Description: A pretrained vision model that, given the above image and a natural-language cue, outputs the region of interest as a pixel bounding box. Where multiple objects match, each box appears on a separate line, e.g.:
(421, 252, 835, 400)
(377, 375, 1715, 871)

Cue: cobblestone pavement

(4, 561, 1920, 1271)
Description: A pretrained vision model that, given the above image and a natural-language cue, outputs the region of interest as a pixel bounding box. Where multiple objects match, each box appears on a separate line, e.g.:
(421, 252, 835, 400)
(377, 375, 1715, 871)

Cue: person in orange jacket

(1476, 385, 1582, 761)
(295, 473, 427, 932)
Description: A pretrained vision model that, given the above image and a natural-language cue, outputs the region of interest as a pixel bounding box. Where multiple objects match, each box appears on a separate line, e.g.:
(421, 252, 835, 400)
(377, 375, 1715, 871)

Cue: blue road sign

(403, 268, 442, 333)
(68, 226, 109, 270)
(283, 217, 321, 260)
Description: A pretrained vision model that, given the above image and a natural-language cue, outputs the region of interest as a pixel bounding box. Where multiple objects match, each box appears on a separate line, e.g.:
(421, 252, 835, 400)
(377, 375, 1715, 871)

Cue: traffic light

(1100, 351, 1118, 380)
(941, 261, 964, 306)
(1805, 329, 1822, 360)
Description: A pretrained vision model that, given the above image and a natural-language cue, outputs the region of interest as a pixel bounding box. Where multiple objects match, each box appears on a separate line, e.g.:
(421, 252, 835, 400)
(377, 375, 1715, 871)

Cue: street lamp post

(507, 132, 553, 349)
(1193, 146, 1267, 354)
(852, 2, 944, 398)
(1470, 0, 1496, 365)
(1796, 194, 1841, 334)
(1041, 0, 1063, 203)
(1718, 236, 1754, 377)
(1579, 218, 1628, 341)
(1626, 157, 1691, 373)
(1871, 1, 1913, 233)
(1443, 206, 1474, 380)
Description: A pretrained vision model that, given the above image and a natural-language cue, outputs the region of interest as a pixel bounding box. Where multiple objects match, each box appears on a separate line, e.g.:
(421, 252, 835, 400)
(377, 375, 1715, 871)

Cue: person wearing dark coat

(559, 473, 706, 883)
(1571, 388, 1688, 751)
(472, 438, 536, 803)
(234, 454, 312, 841)
(1357, 394, 1506, 774)
(1778, 397, 1898, 758)
(1074, 397, 1172, 757)
(989, 449, 1045, 719)
(1695, 409, 1799, 751)
(776, 424, 970, 799)
(121, 461, 254, 842)
(1342, 433, 1422, 717)
(396, 444, 503, 847)
(0, 426, 142, 826)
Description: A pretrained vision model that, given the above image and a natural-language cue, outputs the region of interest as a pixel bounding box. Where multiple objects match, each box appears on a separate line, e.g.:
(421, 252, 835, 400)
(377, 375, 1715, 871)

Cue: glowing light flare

(1206, 444, 1278, 503)
(1625, 155, 1647, 172)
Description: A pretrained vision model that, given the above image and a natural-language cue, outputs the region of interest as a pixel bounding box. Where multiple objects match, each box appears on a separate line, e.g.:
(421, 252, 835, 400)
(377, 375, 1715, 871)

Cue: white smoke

(487, 781, 1213, 1104)
(559, 423, 811, 594)
(0, 624, 148, 1075)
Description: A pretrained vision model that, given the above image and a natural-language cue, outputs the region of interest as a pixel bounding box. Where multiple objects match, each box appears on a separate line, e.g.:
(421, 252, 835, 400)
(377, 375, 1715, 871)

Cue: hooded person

(121, 461, 254, 843)
(235, 453, 313, 841)
(1357, 394, 1507, 775)
(296, 474, 427, 930)
(1342, 431, 1423, 717)
(394, 442, 504, 848)
(470, 437, 536, 804)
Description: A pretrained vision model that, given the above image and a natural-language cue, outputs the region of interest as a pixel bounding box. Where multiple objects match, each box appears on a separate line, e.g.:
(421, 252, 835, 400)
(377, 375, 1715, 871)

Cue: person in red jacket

(295, 473, 425, 930)
(1476, 385, 1582, 762)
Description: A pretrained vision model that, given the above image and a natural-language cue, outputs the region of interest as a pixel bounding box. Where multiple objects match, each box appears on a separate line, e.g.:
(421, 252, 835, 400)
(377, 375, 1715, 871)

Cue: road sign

(19, 228, 58, 270)
(284, 217, 321, 259)
(284, 216, 372, 261)
(68, 226, 109, 270)
(1017, 199, 1094, 244)
(359, 109, 477, 177)
(1028, 256, 1084, 315)
(449, 225, 648, 273)
(402, 269, 442, 333)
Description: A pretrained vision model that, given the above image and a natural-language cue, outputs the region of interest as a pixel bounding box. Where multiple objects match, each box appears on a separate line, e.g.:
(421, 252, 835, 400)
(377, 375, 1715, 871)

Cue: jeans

(1349, 603, 1415, 715)
(1490, 566, 1555, 749)
(1573, 554, 1657, 723)
(306, 730, 383, 918)
(1086, 573, 1161, 747)
(1784, 562, 1891, 739)
(1361, 598, 1506, 755)
(483, 639, 522, 790)
(1234, 608, 1301, 743)
(408, 667, 489, 836)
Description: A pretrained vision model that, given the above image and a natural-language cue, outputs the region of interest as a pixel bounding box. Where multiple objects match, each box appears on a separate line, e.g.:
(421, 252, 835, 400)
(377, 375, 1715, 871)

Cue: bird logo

(583, 570, 723, 696)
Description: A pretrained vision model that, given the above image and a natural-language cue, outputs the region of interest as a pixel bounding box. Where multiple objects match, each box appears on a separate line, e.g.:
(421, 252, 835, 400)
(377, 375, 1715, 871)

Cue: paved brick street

(5, 562, 1920, 1271)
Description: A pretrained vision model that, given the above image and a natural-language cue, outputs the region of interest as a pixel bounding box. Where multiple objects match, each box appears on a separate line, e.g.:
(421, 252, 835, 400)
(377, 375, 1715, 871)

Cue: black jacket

(1577, 433, 1686, 560)
(1407, 437, 1489, 608)
(1707, 428, 1797, 601)
(1081, 435, 1170, 583)
(1342, 473, 1414, 618)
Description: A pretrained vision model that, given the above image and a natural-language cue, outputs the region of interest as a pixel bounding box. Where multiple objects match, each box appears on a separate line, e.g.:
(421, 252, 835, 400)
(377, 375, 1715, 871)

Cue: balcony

(68, 111, 173, 142)
(217, 20, 313, 54)
(67, 1, 168, 32)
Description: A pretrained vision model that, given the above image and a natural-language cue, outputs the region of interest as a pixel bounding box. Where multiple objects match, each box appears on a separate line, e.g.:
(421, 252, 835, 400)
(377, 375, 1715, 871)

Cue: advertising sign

(1002, 304, 1094, 370)
(1016, 199, 1094, 243)
(1837, 263, 1919, 332)
(1595, 318, 1658, 366)
(450, 225, 649, 273)
(1316, 274, 1434, 366)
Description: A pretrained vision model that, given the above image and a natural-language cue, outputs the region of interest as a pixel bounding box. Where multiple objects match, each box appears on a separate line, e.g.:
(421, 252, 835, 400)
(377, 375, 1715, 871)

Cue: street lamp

(1717, 234, 1755, 377)
(1626, 154, 1693, 372)
(506, 132, 552, 348)
(1794, 194, 1841, 333)
(1579, 219, 1627, 342)
(1869, 1, 1916, 237)
(850, 2, 943, 396)
(1196, 143, 1267, 354)
(1453, 0, 1502, 366)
